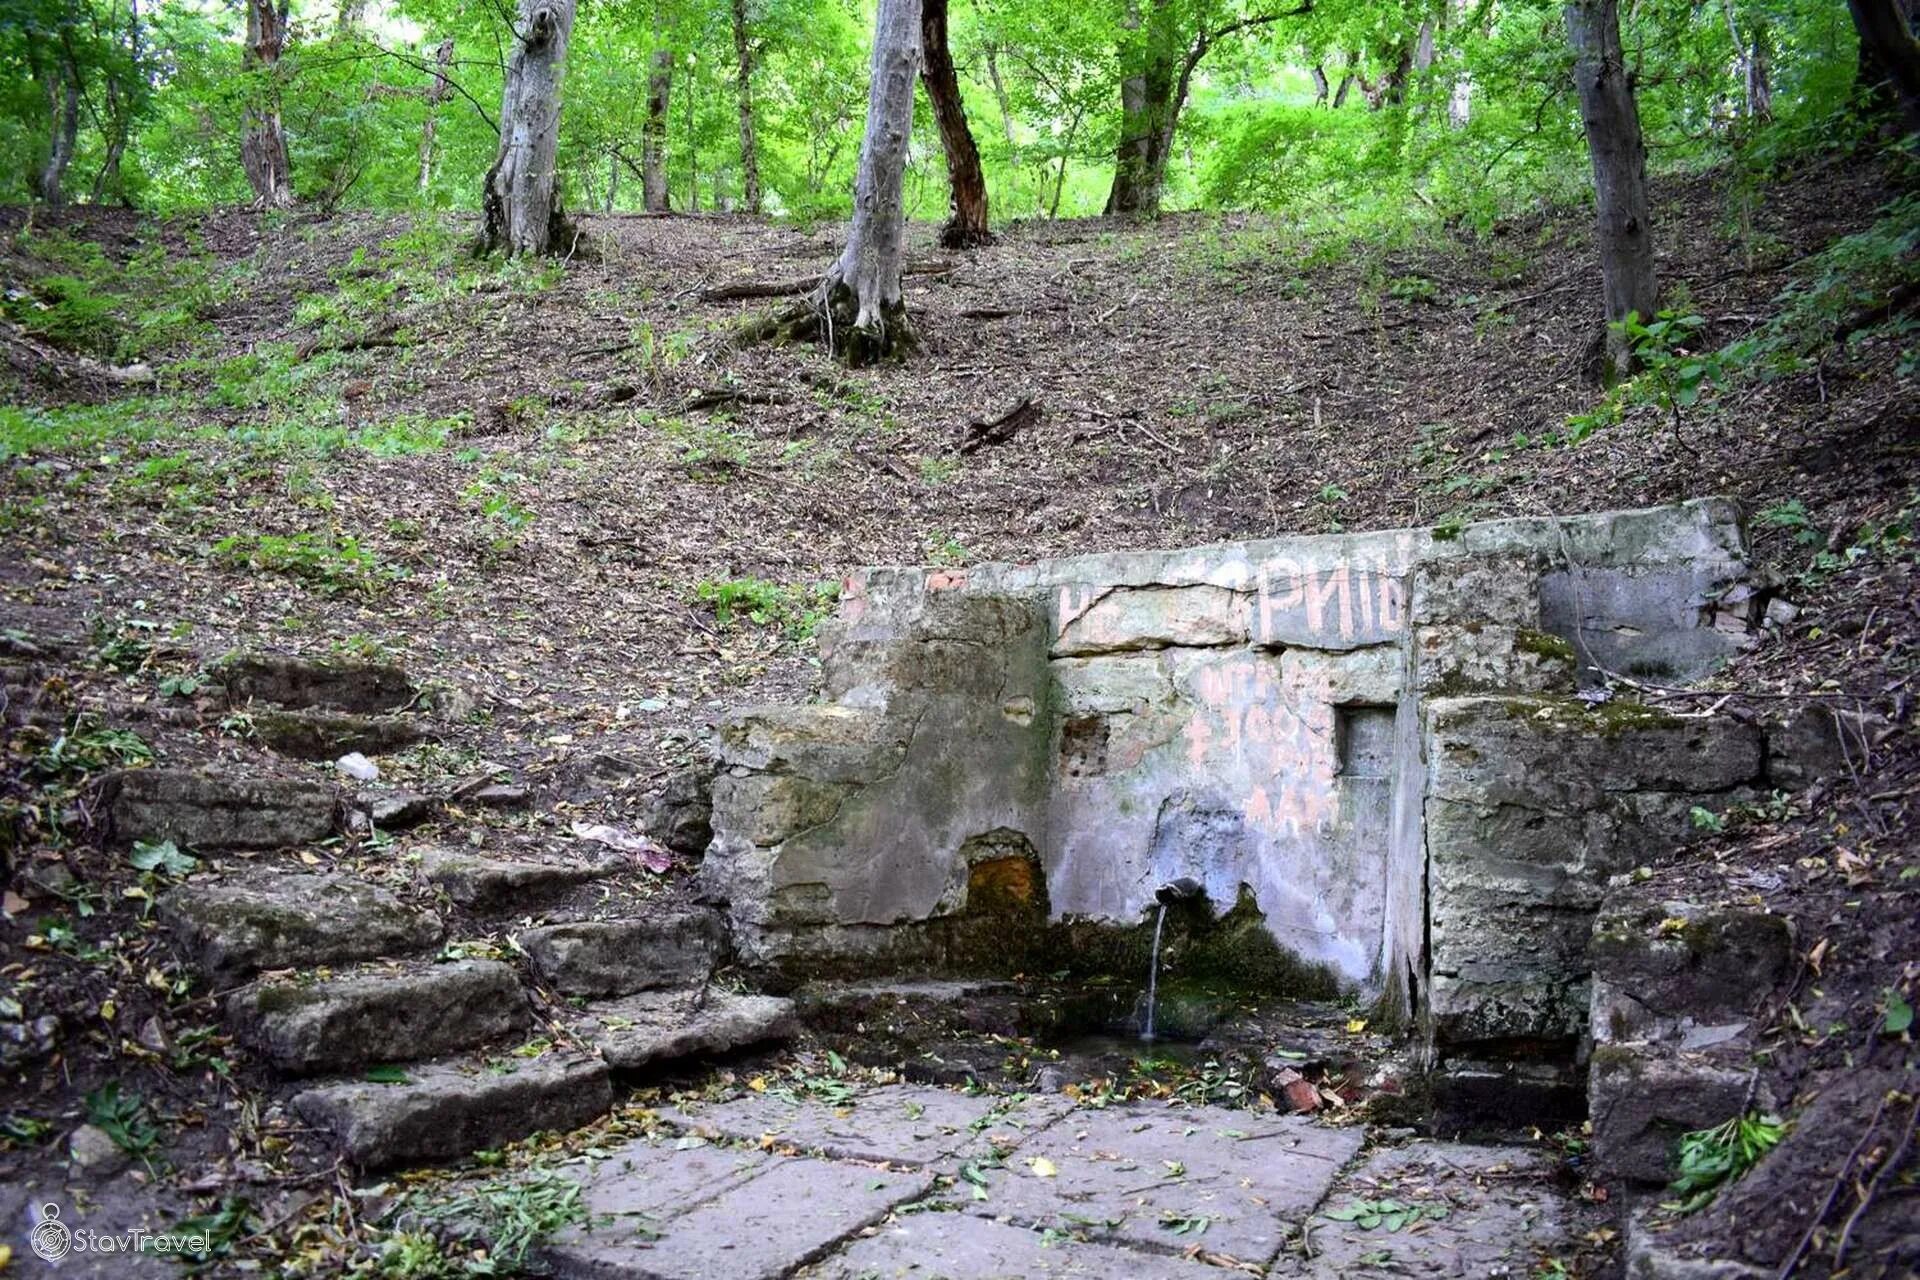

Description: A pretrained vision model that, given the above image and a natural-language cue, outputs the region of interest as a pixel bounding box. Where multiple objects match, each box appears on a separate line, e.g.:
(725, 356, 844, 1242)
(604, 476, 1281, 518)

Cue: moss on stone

(1515, 628, 1577, 662)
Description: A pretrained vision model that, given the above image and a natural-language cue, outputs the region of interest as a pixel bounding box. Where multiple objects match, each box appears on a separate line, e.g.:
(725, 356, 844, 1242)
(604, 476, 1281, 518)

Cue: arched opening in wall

(955, 828, 1050, 919)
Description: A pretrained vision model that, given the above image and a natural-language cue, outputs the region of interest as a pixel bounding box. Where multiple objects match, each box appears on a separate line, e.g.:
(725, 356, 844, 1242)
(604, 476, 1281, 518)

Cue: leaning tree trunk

(753, 0, 921, 363)
(479, 0, 578, 257)
(418, 38, 454, 192)
(242, 0, 294, 208)
(731, 0, 763, 214)
(1565, 0, 1656, 382)
(921, 0, 990, 247)
(1847, 0, 1920, 137)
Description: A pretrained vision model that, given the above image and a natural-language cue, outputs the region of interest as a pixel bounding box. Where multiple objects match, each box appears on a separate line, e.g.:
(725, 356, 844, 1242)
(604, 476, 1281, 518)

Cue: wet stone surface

(527, 1085, 1588, 1279)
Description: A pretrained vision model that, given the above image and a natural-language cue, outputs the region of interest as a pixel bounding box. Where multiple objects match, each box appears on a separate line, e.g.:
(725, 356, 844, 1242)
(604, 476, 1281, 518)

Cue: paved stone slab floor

(802, 1211, 1221, 1279)
(655, 1083, 1074, 1167)
(963, 1104, 1364, 1266)
(1273, 1141, 1572, 1277)
(527, 1085, 1578, 1278)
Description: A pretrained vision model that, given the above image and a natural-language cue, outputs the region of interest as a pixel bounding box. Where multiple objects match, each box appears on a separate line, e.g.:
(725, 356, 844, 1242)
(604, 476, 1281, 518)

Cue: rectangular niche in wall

(1336, 704, 1396, 779)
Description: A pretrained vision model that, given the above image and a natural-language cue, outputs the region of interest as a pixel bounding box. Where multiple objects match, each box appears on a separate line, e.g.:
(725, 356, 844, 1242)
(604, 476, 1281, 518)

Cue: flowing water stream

(1141, 901, 1167, 1040)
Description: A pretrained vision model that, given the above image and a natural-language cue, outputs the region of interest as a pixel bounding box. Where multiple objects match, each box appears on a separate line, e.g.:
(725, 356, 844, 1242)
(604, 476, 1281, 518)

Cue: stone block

(1590, 896, 1794, 1045)
(421, 849, 614, 909)
(229, 960, 527, 1074)
(1425, 697, 1765, 810)
(248, 709, 429, 761)
(293, 1052, 611, 1168)
(643, 766, 714, 855)
(521, 911, 728, 997)
(159, 874, 441, 981)
(716, 705, 906, 781)
(1589, 1044, 1755, 1185)
(1415, 624, 1578, 695)
(1053, 584, 1250, 655)
(711, 774, 850, 847)
(1410, 551, 1547, 626)
(107, 768, 338, 850)
(574, 991, 795, 1072)
(1762, 705, 1876, 790)
(216, 652, 415, 713)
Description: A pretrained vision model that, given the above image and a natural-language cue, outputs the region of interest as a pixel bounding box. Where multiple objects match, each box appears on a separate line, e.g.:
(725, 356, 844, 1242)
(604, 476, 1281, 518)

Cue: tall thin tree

(731, 0, 762, 215)
(479, 0, 578, 257)
(921, 0, 991, 247)
(1565, 0, 1656, 380)
(643, 20, 674, 212)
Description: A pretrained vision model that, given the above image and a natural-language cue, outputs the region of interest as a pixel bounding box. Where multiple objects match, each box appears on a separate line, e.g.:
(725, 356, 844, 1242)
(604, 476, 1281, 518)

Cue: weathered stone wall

(700, 499, 1759, 1030)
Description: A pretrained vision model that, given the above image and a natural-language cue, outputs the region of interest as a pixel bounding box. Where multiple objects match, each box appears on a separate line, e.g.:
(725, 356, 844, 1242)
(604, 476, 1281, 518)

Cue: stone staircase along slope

(95, 651, 796, 1171)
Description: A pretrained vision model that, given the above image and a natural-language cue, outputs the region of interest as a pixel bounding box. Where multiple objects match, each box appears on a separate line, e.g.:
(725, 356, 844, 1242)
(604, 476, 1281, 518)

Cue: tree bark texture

(644, 44, 674, 212)
(921, 0, 991, 247)
(1565, 0, 1656, 380)
(480, 0, 577, 257)
(37, 49, 81, 207)
(1848, 0, 1920, 136)
(418, 37, 453, 192)
(731, 0, 763, 214)
(242, 0, 294, 207)
(1105, 0, 1173, 216)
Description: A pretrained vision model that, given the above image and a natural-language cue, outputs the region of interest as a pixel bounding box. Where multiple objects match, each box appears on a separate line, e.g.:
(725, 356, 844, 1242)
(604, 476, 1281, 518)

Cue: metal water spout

(1155, 877, 1203, 905)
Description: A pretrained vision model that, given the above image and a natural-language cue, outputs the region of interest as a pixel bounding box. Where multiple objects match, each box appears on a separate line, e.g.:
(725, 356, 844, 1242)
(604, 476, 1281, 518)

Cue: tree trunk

(731, 0, 763, 214)
(1848, 0, 1920, 136)
(921, 0, 991, 247)
(37, 51, 81, 208)
(1311, 63, 1330, 105)
(336, 0, 367, 38)
(1720, 1, 1772, 122)
(479, 0, 578, 257)
(241, 0, 294, 208)
(418, 37, 453, 193)
(1105, 0, 1175, 217)
(685, 53, 699, 213)
(1333, 53, 1358, 108)
(984, 44, 1017, 148)
(1565, 0, 1657, 381)
(764, 0, 921, 363)
(644, 43, 674, 212)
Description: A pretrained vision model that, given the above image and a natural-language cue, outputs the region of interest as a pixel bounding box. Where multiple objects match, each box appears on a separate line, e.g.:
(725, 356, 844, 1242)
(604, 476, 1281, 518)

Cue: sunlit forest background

(1, 0, 1871, 234)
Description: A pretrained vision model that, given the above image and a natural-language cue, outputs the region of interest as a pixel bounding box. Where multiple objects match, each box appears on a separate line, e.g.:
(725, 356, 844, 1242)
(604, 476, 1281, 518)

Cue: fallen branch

(296, 322, 402, 361)
(701, 261, 959, 303)
(957, 397, 1041, 454)
(681, 388, 792, 413)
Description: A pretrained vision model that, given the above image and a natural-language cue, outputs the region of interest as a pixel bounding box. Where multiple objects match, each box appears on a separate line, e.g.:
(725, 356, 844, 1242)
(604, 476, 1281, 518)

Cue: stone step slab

(521, 911, 727, 998)
(106, 768, 338, 850)
(159, 873, 442, 982)
(249, 708, 431, 761)
(217, 653, 415, 713)
(571, 991, 796, 1072)
(541, 1150, 933, 1280)
(228, 959, 528, 1074)
(422, 848, 617, 910)
(292, 1052, 612, 1169)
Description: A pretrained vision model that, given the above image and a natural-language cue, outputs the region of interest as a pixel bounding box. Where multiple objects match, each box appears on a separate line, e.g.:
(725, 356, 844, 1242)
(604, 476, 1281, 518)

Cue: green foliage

(695, 577, 839, 640)
(212, 531, 396, 597)
(410, 1168, 595, 1272)
(83, 1081, 163, 1170)
(1665, 1112, 1786, 1213)
(32, 715, 152, 778)
(1323, 1198, 1450, 1232)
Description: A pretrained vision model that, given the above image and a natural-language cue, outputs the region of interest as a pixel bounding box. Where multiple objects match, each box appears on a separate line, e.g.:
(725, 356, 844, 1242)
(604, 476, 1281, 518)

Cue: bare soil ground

(1, 148, 1915, 1276)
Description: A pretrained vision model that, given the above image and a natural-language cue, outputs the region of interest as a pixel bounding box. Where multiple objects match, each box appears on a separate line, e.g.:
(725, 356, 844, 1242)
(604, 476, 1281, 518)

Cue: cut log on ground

(957, 398, 1041, 454)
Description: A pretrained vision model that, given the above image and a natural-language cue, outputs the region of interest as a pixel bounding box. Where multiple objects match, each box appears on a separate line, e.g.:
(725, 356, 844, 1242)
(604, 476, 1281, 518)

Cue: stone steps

(228, 959, 529, 1075)
(292, 1051, 613, 1169)
(522, 910, 729, 997)
(159, 872, 442, 982)
(108, 768, 340, 850)
(569, 990, 797, 1073)
(421, 847, 620, 910)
